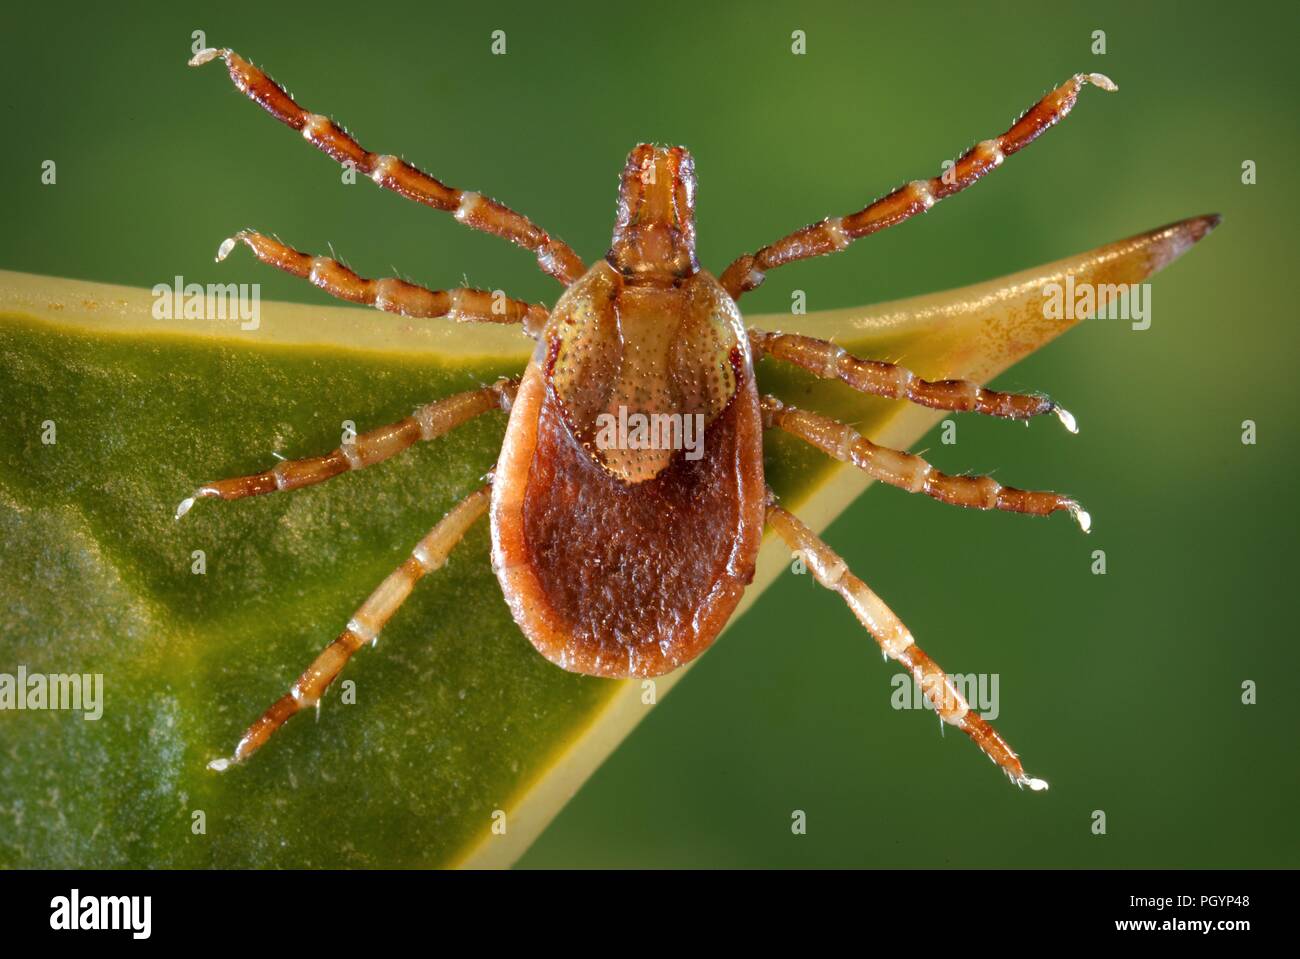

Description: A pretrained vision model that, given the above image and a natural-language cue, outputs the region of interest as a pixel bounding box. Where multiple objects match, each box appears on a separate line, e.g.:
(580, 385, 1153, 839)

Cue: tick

(182, 47, 1216, 788)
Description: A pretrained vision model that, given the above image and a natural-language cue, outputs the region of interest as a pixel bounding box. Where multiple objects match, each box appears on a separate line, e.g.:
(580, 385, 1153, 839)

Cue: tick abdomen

(491, 358, 766, 677)
(492, 249, 766, 677)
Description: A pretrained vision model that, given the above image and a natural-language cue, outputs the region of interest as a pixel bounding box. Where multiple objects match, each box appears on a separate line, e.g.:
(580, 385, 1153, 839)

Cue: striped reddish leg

(175, 379, 517, 520)
(766, 502, 1048, 789)
(218, 231, 550, 335)
(760, 395, 1090, 530)
(188, 47, 586, 286)
(208, 485, 492, 770)
(750, 329, 1078, 432)
(720, 73, 1117, 299)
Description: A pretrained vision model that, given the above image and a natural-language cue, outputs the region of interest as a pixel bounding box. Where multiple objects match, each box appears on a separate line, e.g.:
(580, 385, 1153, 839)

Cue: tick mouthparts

(608, 144, 699, 280)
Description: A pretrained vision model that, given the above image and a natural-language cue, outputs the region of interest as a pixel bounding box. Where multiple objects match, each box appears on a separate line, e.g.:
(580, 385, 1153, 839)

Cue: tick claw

(175, 489, 216, 521)
(1052, 405, 1079, 434)
(1085, 72, 1118, 93)
(187, 47, 228, 68)
(1068, 503, 1092, 534)
(215, 235, 238, 262)
(207, 757, 234, 773)
(1018, 774, 1050, 792)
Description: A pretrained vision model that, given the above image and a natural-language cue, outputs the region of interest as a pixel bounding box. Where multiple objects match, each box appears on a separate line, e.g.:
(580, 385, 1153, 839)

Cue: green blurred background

(1, 0, 1296, 867)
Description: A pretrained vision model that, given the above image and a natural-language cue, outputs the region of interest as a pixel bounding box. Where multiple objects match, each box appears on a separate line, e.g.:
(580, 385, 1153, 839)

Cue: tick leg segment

(175, 380, 517, 519)
(766, 500, 1047, 790)
(750, 329, 1076, 430)
(188, 47, 586, 286)
(219, 230, 549, 335)
(208, 484, 491, 769)
(760, 395, 1090, 531)
(719, 73, 1117, 299)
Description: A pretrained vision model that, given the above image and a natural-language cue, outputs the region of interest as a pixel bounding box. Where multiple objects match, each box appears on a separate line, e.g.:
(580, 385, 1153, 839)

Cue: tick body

(184, 47, 1219, 787)
(495, 147, 765, 678)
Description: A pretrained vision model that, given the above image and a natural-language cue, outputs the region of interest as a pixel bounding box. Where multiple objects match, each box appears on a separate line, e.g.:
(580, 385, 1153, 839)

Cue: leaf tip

(1134, 213, 1223, 278)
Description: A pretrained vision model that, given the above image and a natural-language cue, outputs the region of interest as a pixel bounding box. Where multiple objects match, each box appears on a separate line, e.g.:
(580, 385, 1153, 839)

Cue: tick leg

(219, 230, 549, 335)
(766, 500, 1047, 790)
(208, 484, 491, 770)
(175, 380, 517, 520)
(760, 395, 1090, 531)
(719, 73, 1117, 299)
(188, 47, 585, 286)
(749, 329, 1075, 431)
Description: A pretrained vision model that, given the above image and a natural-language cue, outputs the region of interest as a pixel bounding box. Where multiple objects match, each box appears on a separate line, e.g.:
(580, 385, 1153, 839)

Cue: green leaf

(0, 216, 1215, 867)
